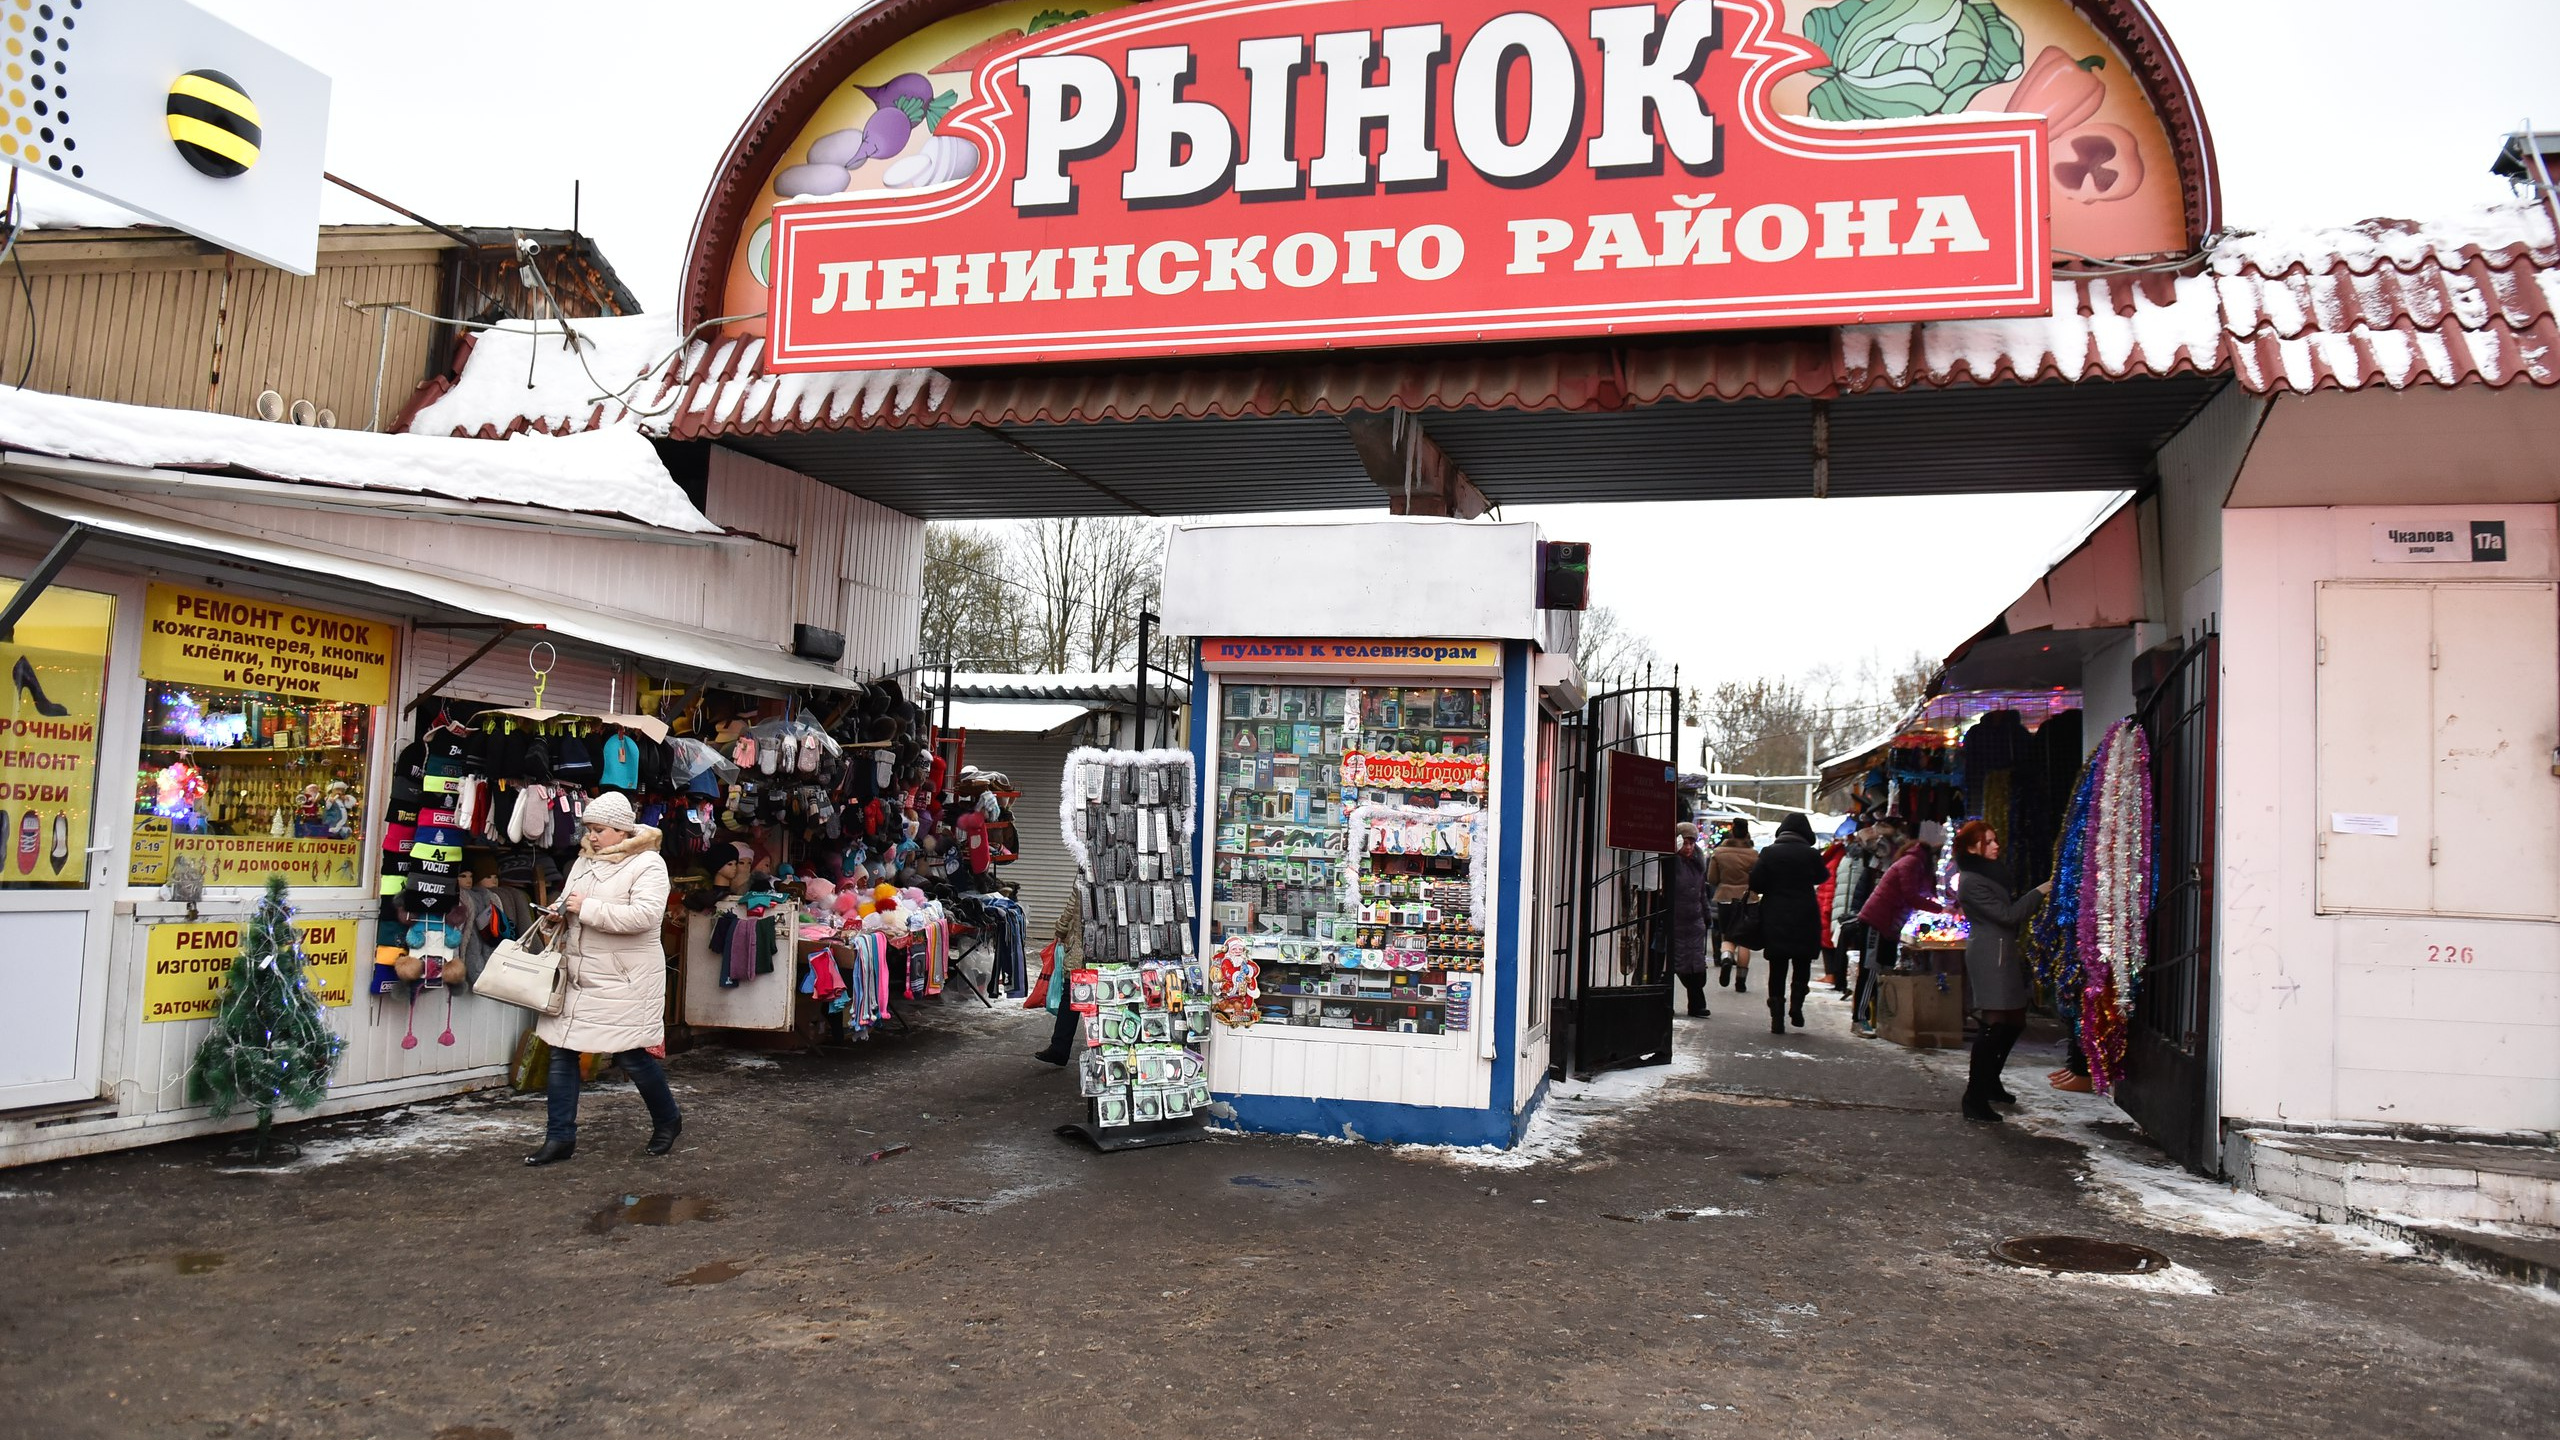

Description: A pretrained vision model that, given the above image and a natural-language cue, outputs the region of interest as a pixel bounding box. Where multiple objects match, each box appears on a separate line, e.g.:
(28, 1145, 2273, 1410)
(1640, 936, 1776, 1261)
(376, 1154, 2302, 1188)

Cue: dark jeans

(546, 1047, 681, 1144)
(1822, 947, 1848, 988)
(1678, 972, 1710, 1014)
(1038, 1000, 1080, 1060)
(1853, 934, 1900, 1028)
(1765, 952, 1814, 1021)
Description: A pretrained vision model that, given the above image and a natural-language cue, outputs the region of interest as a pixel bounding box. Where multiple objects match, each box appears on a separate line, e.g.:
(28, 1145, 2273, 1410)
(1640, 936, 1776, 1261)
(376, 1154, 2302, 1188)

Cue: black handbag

(1722, 898, 1767, 951)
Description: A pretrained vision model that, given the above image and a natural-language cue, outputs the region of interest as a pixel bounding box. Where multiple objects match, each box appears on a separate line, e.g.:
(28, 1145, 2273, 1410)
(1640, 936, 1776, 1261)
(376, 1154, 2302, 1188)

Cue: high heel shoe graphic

(11, 654, 68, 718)
(48, 813, 68, 874)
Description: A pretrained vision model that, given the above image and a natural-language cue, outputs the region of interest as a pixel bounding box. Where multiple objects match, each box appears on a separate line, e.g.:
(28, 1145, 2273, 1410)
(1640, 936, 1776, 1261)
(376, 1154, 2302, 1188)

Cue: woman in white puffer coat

(524, 791, 681, 1166)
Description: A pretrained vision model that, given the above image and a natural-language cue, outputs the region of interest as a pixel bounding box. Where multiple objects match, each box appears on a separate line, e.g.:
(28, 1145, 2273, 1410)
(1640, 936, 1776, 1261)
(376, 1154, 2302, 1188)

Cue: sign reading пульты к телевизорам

(766, 0, 2049, 371)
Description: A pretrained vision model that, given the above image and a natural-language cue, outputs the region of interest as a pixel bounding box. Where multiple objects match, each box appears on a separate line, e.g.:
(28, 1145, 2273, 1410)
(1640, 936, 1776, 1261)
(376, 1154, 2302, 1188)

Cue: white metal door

(0, 575, 123, 1109)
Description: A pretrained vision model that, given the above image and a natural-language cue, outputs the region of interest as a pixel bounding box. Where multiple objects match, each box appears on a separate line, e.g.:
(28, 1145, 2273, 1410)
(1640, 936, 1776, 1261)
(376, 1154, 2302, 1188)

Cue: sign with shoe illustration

(0, 579, 111, 889)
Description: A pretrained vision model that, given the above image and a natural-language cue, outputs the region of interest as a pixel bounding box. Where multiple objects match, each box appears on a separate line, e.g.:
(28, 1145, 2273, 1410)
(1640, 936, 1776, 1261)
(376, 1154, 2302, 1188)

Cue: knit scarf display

(2024, 717, 2155, 1093)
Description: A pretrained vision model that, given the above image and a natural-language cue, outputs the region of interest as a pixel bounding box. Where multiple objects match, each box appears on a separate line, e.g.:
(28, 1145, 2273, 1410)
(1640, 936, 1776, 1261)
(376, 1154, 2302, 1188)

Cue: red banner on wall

(767, 0, 2048, 370)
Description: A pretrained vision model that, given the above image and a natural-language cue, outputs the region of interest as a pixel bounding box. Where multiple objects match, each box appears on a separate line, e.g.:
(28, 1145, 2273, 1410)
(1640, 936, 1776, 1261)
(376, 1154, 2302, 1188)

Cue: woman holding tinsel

(1951, 820, 2050, 1124)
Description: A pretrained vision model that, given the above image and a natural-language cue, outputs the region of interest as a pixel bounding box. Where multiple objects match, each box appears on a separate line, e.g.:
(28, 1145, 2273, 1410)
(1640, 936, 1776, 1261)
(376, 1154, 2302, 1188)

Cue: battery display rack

(1058, 746, 1212, 1150)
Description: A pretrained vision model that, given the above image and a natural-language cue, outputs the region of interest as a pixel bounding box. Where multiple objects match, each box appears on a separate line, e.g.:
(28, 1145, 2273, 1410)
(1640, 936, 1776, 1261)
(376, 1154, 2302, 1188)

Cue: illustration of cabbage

(1802, 0, 2026, 121)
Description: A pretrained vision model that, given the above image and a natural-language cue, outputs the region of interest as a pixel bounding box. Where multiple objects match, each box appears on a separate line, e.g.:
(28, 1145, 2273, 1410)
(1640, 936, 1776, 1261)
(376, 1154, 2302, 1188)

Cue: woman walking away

(1854, 826, 1943, 1037)
(1952, 820, 2049, 1123)
(525, 792, 681, 1165)
(1668, 822, 1713, 1019)
(1032, 904, 1087, 1063)
(1708, 819, 1757, 993)
(1748, 813, 1831, 1034)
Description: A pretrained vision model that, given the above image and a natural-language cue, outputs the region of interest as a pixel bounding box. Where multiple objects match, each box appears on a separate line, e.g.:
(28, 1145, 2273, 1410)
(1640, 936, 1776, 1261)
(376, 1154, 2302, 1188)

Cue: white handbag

(476, 912, 567, 1016)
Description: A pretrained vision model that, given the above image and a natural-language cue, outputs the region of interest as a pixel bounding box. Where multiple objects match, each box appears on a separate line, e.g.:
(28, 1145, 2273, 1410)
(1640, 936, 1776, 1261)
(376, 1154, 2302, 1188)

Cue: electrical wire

(350, 294, 768, 423)
(3, 168, 32, 390)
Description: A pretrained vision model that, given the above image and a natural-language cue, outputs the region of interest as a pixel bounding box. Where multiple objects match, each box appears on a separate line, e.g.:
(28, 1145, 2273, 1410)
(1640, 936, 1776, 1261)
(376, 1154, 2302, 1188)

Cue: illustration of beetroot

(2055, 124, 2143, 204)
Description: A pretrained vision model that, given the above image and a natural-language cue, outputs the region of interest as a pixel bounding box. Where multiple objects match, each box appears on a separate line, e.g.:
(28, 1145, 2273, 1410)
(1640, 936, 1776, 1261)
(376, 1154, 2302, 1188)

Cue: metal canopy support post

(1133, 610, 1152, 751)
(0, 521, 91, 641)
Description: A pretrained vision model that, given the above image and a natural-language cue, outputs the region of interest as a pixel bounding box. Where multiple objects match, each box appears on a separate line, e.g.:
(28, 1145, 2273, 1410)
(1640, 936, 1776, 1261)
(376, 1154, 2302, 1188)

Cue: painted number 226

(2425, 945, 2476, 964)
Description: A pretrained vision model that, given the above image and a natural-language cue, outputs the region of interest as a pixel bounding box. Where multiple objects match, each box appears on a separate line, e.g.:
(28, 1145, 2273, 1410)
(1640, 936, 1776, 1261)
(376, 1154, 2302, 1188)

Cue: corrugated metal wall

(957, 730, 1080, 954)
(0, 233, 451, 430)
(144, 497, 800, 649)
(704, 446, 923, 673)
(405, 627, 626, 714)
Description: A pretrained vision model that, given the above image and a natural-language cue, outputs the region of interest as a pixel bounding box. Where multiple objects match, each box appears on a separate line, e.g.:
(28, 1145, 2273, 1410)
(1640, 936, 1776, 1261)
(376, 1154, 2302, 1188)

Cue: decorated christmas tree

(186, 877, 346, 1155)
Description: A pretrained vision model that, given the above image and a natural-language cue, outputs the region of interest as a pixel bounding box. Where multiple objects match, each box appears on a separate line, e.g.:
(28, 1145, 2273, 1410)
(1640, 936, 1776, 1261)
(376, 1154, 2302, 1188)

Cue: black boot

(1770, 1011, 1786, 1036)
(1032, 1048, 1071, 1065)
(1717, 959, 1732, 989)
(1987, 1018, 2024, 1103)
(1733, 970, 1748, 995)
(1679, 974, 1710, 1018)
(523, 1139, 576, 1166)
(1962, 1034, 2008, 1123)
(1789, 1005, 1806, 1028)
(643, 1116, 683, 1157)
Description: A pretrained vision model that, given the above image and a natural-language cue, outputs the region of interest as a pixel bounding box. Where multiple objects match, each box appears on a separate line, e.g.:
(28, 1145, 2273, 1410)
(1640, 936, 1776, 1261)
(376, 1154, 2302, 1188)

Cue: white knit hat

(582, 791, 637, 831)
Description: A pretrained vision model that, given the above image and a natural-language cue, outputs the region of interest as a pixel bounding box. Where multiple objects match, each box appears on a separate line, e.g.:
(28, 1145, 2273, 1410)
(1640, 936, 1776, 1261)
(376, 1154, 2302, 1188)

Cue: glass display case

(1209, 680, 1490, 1035)
(130, 680, 372, 885)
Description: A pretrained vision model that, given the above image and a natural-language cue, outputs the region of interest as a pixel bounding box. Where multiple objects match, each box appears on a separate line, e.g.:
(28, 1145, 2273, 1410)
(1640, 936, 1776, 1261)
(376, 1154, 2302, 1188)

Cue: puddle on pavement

(585, 1193, 719, 1234)
(432, 1428, 513, 1440)
(874, 1197, 984, 1214)
(665, 1259, 751, 1288)
(1229, 1174, 1317, 1191)
(1603, 1208, 1738, 1223)
(174, 1251, 227, 1274)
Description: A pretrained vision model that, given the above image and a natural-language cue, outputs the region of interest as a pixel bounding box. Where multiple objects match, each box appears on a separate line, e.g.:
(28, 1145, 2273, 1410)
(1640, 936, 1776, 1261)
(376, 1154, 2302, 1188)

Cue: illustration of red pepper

(2010, 45, 2107, 136)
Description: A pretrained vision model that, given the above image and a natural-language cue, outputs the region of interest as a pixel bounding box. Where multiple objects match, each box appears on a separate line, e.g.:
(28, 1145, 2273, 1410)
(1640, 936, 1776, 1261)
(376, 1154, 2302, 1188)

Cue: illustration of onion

(772, 162, 853, 198)
(748, 219, 773, 285)
(885, 133, 981, 190)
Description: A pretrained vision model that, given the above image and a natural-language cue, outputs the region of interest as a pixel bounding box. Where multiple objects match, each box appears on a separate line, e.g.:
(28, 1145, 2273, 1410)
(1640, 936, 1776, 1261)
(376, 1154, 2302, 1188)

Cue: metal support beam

(0, 522, 91, 641)
(1342, 410, 1489, 518)
(404, 624, 536, 714)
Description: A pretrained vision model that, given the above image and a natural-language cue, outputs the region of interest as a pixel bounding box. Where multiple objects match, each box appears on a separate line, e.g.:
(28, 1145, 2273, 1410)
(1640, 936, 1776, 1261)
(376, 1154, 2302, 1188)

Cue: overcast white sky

(193, 0, 2560, 695)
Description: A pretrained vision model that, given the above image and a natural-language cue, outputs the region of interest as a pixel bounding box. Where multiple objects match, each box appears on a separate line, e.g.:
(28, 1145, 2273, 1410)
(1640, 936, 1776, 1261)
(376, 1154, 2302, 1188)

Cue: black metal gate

(1549, 683, 1681, 1079)
(2119, 630, 2219, 1174)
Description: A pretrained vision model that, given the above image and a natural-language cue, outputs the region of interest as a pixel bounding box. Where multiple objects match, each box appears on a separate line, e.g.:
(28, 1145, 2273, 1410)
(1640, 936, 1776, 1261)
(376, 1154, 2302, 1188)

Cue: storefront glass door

(0, 577, 118, 1107)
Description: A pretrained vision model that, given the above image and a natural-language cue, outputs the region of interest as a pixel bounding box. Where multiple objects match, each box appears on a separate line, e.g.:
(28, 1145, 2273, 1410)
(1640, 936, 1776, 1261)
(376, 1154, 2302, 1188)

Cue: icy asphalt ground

(0, 975, 2551, 1439)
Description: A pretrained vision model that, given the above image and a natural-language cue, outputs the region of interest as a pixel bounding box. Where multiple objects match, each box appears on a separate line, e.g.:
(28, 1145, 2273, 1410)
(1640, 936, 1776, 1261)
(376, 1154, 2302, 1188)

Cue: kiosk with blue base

(1160, 519, 1581, 1149)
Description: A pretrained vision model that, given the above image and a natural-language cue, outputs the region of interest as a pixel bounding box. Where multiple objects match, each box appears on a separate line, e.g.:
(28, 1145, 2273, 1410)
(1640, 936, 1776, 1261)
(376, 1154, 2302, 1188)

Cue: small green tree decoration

(186, 877, 346, 1157)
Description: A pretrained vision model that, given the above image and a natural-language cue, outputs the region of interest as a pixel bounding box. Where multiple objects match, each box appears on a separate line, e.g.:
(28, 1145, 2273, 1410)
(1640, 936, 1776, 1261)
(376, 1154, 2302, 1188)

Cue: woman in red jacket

(1853, 834, 1943, 1037)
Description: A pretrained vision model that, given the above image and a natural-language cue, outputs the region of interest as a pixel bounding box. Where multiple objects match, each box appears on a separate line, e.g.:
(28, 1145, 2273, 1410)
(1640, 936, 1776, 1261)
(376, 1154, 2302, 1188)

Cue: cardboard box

(1876, 972, 1966, 1048)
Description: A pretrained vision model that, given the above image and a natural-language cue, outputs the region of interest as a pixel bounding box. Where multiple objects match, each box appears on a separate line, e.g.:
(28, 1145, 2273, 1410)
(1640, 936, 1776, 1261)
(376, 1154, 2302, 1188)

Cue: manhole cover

(1992, 1235, 2171, 1274)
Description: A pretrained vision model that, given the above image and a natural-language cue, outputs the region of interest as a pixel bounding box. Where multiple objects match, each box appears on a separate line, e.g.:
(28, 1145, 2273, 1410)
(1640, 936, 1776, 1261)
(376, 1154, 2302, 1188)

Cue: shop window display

(129, 681, 371, 888)
(1210, 682, 1488, 1034)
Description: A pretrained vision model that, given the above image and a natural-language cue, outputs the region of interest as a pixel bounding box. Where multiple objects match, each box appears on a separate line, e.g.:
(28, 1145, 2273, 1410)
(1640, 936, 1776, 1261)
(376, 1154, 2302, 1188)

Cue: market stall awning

(941, 700, 1097, 735)
(1937, 495, 2145, 692)
(1, 483, 859, 692)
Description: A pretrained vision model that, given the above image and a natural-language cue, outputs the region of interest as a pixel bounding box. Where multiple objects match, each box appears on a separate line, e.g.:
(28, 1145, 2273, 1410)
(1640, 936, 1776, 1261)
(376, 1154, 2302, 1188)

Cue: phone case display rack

(1212, 682, 1489, 1036)
(1057, 747, 1213, 1149)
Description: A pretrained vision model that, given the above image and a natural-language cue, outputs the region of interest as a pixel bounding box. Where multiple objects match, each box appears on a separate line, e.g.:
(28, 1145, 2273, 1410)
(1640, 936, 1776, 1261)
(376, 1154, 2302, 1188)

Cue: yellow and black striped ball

(165, 68, 261, 179)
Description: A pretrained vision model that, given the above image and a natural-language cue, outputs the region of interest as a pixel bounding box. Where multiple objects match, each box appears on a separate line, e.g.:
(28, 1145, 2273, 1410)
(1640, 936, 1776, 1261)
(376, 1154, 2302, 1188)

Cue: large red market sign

(765, 0, 2050, 371)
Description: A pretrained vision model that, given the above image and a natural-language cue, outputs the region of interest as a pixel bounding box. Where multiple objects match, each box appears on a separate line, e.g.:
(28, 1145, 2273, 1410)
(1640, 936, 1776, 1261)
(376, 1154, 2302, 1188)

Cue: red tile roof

(413, 201, 2560, 440)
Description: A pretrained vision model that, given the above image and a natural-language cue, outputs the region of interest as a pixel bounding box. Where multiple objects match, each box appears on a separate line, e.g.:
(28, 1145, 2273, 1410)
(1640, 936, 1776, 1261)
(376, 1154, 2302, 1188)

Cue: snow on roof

(404, 313, 684, 440)
(12, 171, 147, 231)
(0, 386, 717, 533)
(1842, 199, 2560, 395)
(937, 671, 1184, 704)
(942, 699, 1098, 734)
(405, 321, 949, 441)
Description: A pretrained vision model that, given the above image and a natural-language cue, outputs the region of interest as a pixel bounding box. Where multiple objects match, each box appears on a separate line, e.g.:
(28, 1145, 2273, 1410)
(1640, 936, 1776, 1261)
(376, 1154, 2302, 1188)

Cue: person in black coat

(1748, 812, 1831, 1035)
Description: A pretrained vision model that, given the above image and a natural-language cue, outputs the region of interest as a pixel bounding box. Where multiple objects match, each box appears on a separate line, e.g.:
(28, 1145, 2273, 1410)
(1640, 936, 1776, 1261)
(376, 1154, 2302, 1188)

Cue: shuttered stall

(955, 726, 1086, 952)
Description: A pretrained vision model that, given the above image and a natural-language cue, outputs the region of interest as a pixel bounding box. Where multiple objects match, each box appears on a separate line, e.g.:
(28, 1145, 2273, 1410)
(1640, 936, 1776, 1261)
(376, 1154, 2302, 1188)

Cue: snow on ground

(1398, 1022, 1713, 1170)
(214, 1102, 539, 1174)
(1993, 1064, 2414, 1257)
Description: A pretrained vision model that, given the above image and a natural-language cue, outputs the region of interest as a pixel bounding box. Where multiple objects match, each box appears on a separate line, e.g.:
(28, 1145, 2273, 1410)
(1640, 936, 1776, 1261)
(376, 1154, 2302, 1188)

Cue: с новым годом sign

(766, 0, 2051, 369)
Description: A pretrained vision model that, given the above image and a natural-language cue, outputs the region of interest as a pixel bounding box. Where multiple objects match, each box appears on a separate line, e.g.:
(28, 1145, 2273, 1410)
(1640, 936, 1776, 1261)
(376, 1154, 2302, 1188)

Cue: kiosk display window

(1210, 681, 1489, 1035)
